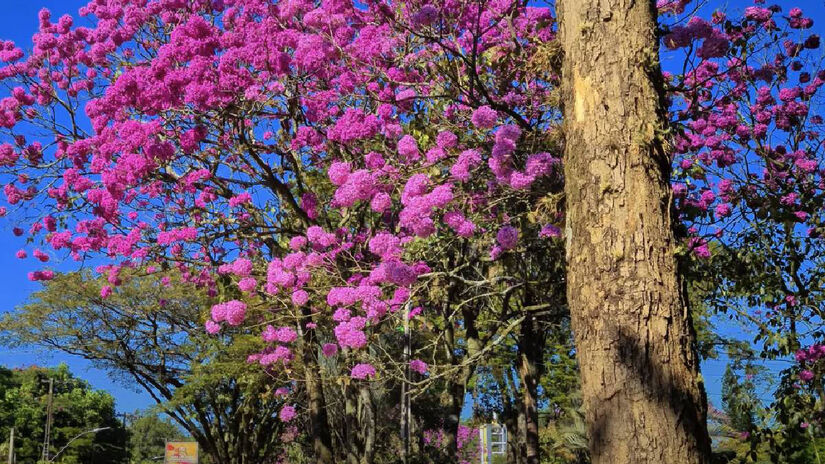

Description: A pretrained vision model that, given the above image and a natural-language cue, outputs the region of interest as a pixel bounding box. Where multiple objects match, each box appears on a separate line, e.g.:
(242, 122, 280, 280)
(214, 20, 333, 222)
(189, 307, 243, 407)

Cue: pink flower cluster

(262, 325, 298, 344)
(410, 359, 428, 375)
(350, 363, 376, 380)
(279, 405, 297, 422)
(209, 300, 247, 327)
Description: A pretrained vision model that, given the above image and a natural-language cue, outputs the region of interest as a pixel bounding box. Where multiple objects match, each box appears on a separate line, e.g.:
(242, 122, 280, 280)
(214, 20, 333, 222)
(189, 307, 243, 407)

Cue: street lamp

(47, 427, 111, 463)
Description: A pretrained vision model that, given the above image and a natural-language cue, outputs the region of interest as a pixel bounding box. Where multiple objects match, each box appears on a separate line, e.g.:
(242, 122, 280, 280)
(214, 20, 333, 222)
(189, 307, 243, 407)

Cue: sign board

(165, 442, 198, 464)
(479, 423, 507, 464)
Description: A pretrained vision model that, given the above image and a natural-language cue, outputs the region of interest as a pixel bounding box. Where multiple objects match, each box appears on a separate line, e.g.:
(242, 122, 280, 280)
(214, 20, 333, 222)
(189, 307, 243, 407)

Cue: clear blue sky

(0, 0, 823, 417)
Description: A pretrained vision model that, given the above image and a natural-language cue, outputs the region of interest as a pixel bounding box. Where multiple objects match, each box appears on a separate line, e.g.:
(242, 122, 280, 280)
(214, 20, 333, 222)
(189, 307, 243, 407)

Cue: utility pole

(41, 378, 54, 462)
(7, 427, 14, 464)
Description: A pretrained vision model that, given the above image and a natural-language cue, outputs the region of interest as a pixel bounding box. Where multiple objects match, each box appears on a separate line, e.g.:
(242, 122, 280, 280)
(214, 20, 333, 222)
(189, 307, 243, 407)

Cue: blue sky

(0, 0, 823, 417)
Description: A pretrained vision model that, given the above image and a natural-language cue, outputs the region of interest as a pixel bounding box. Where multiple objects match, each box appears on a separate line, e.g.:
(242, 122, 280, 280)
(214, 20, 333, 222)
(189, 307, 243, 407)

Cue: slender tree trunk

(359, 385, 376, 464)
(441, 286, 479, 461)
(444, 381, 465, 460)
(345, 384, 360, 464)
(498, 369, 521, 464)
(557, 1, 712, 463)
(441, 306, 459, 461)
(516, 401, 526, 464)
(518, 313, 543, 464)
(305, 364, 334, 463)
(442, 344, 478, 462)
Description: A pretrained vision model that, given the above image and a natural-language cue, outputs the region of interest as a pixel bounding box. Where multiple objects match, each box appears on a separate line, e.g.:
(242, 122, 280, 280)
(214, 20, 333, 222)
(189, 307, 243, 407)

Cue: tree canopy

(126, 412, 187, 464)
(2, 270, 293, 464)
(0, 364, 127, 464)
(0, 0, 822, 462)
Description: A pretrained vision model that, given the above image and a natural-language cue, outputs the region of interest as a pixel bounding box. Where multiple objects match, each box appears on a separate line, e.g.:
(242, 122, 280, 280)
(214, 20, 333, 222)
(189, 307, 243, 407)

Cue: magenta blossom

(410, 359, 428, 375)
(351, 363, 377, 380)
(471, 105, 498, 129)
(205, 320, 221, 334)
(496, 226, 518, 250)
(279, 405, 297, 422)
(321, 343, 338, 357)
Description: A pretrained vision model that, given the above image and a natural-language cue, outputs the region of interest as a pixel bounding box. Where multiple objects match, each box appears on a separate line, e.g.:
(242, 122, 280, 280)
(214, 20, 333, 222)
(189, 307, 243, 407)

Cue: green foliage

(0, 364, 127, 464)
(1, 270, 288, 464)
(540, 396, 589, 464)
(126, 413, 186, 464)
(685, 215, 825, 463)
(721, 365, 758, 433)
(539, 320, 580, 416)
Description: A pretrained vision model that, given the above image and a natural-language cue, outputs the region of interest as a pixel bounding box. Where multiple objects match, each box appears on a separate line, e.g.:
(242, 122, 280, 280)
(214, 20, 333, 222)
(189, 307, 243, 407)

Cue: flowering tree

(0, 0, 823, 462)
(661, 1, 825, 461)
(0, 0, 563, 461)
(2, 269, 293, 464)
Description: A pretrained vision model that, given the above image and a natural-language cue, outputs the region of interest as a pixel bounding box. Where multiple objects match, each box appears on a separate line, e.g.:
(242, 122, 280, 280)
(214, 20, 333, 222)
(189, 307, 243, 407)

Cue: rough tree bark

(344, 383, 361, 464)
(300, 309, 335, 464)
(557, 1, 712, 463)
(440, 274, 480, 462)
(359, 385, 376, 464)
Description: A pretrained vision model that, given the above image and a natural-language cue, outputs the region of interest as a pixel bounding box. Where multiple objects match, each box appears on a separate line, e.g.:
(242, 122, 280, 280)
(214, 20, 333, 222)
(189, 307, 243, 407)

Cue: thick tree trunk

(557, 1, 712, 463)
(300, 309, 335, 464)
(441, 290, 479, 461)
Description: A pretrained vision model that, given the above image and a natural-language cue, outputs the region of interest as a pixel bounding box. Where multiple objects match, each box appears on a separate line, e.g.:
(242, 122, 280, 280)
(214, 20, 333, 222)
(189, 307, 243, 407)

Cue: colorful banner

(165, 442, 198, 464)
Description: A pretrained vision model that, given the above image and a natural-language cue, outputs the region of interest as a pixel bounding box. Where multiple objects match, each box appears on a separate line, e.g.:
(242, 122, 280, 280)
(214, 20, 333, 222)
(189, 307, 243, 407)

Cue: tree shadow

(584, 323, 713, 461)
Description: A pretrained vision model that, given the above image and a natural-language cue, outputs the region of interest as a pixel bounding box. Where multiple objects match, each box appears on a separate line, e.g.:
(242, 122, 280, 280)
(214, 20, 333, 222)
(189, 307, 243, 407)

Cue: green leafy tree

(1, 270, 288, 464)
(721, 365, 758, 434)
(0, 364, 127, 464)
(126, 413, 186, 464)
